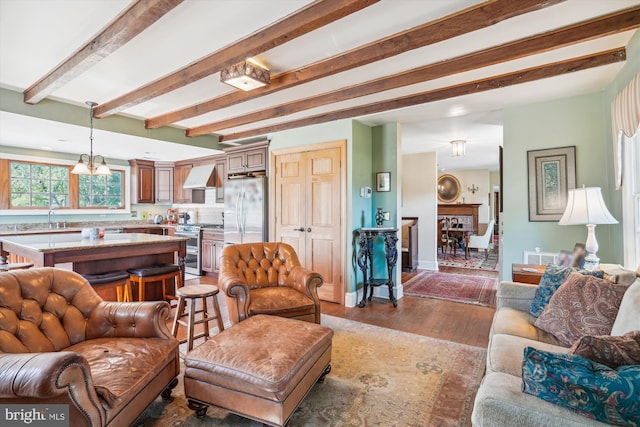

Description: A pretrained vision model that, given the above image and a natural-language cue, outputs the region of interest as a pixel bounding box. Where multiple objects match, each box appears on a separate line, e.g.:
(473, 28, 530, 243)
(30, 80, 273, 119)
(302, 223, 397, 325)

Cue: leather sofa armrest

(0, 352, 105, 426)
(288, 266, 323, 299)
(86, 301, 173, 340)
(496, 281, 538, 312)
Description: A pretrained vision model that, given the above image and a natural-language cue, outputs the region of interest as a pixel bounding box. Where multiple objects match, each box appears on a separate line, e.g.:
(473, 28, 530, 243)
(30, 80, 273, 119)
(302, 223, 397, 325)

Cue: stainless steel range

(174, 224, 222, 275)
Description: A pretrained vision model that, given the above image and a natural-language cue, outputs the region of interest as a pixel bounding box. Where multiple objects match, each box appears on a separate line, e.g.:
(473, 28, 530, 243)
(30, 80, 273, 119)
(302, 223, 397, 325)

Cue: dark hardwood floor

(184, 264, 496, 349)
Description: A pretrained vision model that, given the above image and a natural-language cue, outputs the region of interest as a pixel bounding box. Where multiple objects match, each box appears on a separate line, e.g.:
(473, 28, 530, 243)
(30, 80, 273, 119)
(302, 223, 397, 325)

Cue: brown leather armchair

(0, 267, 180, 427)
(218, 242, 323, 324)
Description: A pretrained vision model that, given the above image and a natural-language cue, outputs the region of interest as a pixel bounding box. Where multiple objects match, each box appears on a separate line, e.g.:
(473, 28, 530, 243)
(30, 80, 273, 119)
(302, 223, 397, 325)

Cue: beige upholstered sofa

(472, 264, 640, 427)
(0, 268, 180, 427)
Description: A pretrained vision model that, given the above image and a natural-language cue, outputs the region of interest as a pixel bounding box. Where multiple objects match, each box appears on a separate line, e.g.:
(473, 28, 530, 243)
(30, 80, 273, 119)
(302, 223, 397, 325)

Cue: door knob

(294, 227, 304, 232)
(307, 228, 312, 232)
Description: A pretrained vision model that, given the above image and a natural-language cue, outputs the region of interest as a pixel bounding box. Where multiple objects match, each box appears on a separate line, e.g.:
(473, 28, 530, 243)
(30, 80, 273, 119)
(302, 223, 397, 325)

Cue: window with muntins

(6, 160, 125, 210)
(79, 173, 124, 208)
(10, 161, 70, 208)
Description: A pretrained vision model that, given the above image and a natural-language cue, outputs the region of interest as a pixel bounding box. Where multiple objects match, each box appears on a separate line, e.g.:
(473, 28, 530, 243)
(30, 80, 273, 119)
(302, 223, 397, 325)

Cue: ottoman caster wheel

(317, 364, 332, 383)
(161, 378, 178, 399)
(187, 399, 208, 417)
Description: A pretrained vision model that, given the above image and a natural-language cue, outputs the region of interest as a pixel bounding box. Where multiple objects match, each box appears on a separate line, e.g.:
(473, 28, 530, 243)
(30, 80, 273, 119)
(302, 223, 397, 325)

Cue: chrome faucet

(48, 210, 56, 229)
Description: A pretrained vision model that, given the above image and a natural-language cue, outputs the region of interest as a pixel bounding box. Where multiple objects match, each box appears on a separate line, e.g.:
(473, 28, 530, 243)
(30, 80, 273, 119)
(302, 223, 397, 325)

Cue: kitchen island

(0, 233, 187, 299)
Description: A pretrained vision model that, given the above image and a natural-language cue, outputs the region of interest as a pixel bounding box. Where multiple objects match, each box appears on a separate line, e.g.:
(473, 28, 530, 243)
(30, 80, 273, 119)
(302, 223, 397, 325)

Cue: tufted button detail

(131, 323, 135, 327)
(113, 324, 117, 328)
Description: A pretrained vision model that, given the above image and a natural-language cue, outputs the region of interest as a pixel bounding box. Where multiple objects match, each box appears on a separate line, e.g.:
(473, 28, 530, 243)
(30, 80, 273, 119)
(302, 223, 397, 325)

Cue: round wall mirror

(437, 174, 461, 203)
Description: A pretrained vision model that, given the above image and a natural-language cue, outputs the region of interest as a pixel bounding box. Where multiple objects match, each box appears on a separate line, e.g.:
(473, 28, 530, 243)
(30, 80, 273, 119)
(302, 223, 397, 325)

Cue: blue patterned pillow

(529, 264, 605, 317)
(522, 346, 640, 426)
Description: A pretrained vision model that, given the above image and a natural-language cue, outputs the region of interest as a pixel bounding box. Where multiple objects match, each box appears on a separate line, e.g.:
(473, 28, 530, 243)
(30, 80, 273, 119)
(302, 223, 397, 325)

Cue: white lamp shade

(71, 160, 91, 175)
(558, 187, 618, 225)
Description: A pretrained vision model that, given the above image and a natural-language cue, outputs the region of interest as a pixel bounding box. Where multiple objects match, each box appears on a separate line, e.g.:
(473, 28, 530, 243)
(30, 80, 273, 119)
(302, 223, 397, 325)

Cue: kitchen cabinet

(214, 155, 226, 203)
(174, 163, 193, 204)
(155, 164, 174, 204)
(226, 142, 268, 176)
(130, 159, 155, 204)
(202, 229, 224, 274)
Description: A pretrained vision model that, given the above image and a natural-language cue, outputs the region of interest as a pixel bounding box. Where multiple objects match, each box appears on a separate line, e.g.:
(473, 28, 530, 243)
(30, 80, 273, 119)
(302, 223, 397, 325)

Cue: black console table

(356, 227, 399, 307)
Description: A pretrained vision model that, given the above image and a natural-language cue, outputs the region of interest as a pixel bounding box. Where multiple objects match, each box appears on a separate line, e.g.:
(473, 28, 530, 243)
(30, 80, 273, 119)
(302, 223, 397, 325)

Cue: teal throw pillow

(522, 346, 640, 426)
(529, 264, 605, 317)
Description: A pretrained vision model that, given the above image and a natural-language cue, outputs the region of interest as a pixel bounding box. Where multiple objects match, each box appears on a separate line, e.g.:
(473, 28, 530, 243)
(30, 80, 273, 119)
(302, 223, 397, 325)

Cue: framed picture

(527, 146, 576, 221)
(376, 172, 391, 192)
(437, 174, 461, 203)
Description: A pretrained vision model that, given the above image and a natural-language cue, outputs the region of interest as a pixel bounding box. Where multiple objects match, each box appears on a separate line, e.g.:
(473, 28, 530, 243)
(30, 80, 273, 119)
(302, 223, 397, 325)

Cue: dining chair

(437, 219, 457, 258)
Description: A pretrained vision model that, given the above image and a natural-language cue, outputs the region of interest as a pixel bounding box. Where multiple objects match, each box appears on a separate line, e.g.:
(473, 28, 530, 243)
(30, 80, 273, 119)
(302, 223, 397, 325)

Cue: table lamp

(558, 186, 617, 270)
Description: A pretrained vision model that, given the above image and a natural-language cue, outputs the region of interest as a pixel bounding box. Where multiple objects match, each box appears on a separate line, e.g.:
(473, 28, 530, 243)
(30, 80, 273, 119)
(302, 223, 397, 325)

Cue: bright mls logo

(1, 405, 68, 426)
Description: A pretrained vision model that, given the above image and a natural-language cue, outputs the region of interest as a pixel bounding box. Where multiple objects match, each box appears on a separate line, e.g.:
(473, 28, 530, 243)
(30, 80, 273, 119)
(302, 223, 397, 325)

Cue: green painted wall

(371, 123, 399, 280)
(0, 87, 221, 149)
(502, 92, 613, 279)
(351, 121, 373, 293)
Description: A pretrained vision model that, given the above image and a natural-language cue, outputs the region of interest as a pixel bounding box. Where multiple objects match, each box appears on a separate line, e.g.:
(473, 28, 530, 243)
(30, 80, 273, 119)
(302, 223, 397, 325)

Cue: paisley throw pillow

(522, 346, 640, 426)
(534, 272, 628, 346)
(529, 264, 604, 317)
(570, 331, 640, 368)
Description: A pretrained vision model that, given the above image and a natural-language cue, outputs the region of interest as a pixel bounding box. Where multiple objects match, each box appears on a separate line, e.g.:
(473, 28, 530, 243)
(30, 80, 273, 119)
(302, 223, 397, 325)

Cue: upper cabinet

(129, 159, 155, 204)
(214, 155, 225, 204)
(155, 163, 174, 204)
(173, 163, 193, 204)
(226, 142, 268, 176)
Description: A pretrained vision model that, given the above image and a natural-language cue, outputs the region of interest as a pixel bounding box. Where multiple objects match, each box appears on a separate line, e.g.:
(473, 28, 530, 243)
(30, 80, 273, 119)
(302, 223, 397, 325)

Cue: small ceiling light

(71, 101, 111, 176)
(451, 139, 466, 157)
(220, 58, 270, 91)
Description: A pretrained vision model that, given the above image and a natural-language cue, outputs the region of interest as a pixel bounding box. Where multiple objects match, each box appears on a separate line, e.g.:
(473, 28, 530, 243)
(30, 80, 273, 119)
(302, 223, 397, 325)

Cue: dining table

(0, 232, 188, 290)
(443, 226, 477, 259)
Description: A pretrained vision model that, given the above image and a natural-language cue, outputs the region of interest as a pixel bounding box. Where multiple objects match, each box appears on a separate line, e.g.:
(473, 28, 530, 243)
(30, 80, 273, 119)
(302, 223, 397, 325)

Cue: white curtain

(611, 73, 640, 189)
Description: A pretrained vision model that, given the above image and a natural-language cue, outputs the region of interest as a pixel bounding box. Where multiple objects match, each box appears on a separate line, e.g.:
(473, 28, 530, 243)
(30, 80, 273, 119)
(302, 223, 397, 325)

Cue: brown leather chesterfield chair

(0, 267, 180, 427)
(218, 242, 323, 324)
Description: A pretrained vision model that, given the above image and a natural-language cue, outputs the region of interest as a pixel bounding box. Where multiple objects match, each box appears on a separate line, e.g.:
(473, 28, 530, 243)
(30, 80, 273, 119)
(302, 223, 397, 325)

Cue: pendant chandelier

(450, 139, 466, 157)
(71, 101, 111, 175)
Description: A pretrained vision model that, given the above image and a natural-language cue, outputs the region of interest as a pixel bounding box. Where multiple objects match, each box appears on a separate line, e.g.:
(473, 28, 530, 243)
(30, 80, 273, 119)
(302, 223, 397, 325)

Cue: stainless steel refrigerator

(224, 176, 267, 244)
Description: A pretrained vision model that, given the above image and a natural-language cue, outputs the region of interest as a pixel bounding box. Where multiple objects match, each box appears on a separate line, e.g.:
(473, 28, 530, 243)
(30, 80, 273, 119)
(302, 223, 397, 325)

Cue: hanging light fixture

(451, 140, 466, 157)
(71, 101, 111, 176)
(220, 58, 270, 91)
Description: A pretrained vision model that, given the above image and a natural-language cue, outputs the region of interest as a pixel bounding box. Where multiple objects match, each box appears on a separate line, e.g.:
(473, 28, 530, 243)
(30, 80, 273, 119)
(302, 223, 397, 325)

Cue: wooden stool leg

(172, 297, 186, 338)
(201, 297, 210, 339)
(124, 281, 132, 302)
(187, 297, 196, 351)
(116, 285, 123, 302)
(138, 278, 145, 302)
(212, 294, 225, 333)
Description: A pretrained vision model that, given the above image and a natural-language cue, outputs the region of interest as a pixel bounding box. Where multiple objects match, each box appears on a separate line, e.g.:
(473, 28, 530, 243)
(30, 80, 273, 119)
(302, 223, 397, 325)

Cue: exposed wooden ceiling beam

(23, 0, 184, 105)
(147, 0, 564, 129)
(94, 0, 380, 118)
(187, 6, 640, 136)
(218, 48, 626, 142)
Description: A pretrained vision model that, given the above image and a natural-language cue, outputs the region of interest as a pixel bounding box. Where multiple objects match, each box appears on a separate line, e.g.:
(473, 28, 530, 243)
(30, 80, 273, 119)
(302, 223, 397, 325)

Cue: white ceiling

(0, 0, 638, 170)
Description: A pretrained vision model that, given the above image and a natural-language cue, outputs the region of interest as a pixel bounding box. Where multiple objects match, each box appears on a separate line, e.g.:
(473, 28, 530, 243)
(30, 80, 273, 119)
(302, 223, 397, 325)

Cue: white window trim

(621, 131, 640, 269)
(1, 153, 131, 215)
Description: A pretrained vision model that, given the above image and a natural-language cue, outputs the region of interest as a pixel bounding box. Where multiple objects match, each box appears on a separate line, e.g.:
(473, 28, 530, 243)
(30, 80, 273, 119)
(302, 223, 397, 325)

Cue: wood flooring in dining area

(184, 264, 496, 349)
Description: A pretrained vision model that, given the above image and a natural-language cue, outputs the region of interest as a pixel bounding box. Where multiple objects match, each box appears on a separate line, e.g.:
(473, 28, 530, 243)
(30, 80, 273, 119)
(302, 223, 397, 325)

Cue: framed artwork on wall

(527, 146, 576, 221)
(376, 172, 391, 192)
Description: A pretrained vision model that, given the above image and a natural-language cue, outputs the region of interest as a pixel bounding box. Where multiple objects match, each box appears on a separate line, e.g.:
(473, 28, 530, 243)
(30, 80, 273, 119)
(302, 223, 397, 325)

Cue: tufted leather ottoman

(183, 314, 333, 426)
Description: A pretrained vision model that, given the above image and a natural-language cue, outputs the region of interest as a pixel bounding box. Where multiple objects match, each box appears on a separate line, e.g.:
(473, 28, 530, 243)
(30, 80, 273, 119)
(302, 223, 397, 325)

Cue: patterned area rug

(403, 271, 498, 307)
(438, 248, 498, 271)
(135, 315, 486, 427)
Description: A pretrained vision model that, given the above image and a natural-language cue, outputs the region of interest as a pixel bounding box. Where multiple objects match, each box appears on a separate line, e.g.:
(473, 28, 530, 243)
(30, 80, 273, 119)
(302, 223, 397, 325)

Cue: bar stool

(127, 264, 182, 303)
(0, 262, 35, 272)
(81, 271, 132, 302)
(171, 284, 225, 352)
